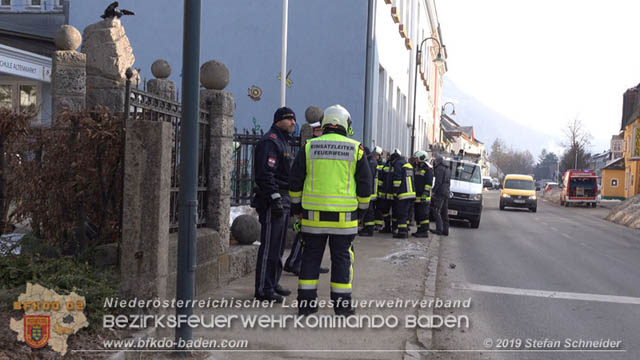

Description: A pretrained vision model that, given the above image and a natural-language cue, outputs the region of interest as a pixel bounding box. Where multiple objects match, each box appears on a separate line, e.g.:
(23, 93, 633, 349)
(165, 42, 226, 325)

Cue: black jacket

(414, 162, 434, 197)
(252, 125, 292, 207)
(433, 162, 451, 199)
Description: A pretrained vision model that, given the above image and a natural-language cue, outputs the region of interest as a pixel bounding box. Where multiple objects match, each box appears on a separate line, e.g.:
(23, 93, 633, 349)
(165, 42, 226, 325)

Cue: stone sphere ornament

(54, 25, 82, 51)
(231, 215, 260, 245)
(200, 60, 230, 90)
(151, 59, 171, 79)
(305, 106, 324, 124)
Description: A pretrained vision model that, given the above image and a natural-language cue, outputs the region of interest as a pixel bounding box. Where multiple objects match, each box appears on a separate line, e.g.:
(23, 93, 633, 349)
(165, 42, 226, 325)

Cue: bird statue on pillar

(100, 1, 135, 19)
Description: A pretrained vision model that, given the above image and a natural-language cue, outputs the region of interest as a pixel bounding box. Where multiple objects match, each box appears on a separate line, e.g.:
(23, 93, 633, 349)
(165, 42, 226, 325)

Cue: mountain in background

(442, 78, 559, 157)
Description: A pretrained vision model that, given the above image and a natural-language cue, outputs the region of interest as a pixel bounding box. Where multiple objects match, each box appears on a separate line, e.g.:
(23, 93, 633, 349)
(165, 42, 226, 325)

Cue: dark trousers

(377, 198, 392, 229)
(298, 233, 355, 311)
(414, 200, 430, 232)
(255, 204, 290, 296)
(393, 199, 412, 234)
(362, 201, 376, 230)
(284, 232, 304, 272)
(374, 199, 384, 227)
(433, 197, 449, 234)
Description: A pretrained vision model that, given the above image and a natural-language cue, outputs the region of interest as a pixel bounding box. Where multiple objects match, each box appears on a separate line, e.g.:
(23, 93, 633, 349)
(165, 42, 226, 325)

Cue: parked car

(499, 174, 537, 212)
(544, 182, 558, 193)
(492, 178, 500, 189)
(560, 170, 598, 207)
(482, 176, 493, 189)
(441, 159, 483, 229)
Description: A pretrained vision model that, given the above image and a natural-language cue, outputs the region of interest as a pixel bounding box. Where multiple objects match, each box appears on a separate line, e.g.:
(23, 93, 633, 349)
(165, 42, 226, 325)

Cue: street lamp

(410, 37, 445, 154)
(441, 101, 456, 116)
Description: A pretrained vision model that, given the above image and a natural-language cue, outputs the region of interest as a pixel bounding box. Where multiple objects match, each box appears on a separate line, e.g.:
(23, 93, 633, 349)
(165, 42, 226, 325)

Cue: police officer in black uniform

(252, 107, 297, 302)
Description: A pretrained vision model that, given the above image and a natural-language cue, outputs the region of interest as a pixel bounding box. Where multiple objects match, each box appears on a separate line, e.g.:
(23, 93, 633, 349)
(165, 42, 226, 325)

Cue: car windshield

(505, 179, 534, 190)
(443, 160, 481, 184)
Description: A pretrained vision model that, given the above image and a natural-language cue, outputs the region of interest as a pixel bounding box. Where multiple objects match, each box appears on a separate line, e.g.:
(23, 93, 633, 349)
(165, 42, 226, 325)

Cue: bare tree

(560, 117, 592, 171)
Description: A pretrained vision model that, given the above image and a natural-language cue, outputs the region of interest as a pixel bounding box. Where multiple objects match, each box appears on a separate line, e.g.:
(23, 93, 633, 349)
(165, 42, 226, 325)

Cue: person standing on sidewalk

(289, 104, 372, 316)
(411, 150, 433, 238)
(431, 156, 451, 236)
(389, 149, 416, 238)
(251, 107, 297, 302)
(358, 145, 381, 237)
(284, 121, 329, 275)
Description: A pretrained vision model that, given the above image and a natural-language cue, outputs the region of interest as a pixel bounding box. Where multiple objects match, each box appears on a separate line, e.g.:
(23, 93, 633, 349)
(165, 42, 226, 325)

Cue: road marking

(451, 283, 640, 305)
(561, 233, 572, 239)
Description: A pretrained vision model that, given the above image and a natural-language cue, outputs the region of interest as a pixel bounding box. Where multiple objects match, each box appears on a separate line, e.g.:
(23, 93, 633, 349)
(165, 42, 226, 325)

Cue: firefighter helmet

(392, 148, 401, 156)
(413, 150, 429, 163)
(322, 105, 353, 136)
(373, 146, 383, 155)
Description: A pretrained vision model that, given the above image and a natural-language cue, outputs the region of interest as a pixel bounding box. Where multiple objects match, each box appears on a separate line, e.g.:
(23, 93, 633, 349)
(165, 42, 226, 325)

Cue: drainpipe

(176, 0, 201, 346)
(363, 0, 376, 146)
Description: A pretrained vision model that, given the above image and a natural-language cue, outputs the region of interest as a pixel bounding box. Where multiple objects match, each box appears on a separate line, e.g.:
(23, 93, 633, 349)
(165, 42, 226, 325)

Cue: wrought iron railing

(127, 88, 209, 232)
(231, 128, 300, 206)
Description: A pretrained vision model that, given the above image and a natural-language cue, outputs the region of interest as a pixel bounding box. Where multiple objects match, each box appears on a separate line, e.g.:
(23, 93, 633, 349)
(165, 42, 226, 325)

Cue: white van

(440, 159, 483, 228)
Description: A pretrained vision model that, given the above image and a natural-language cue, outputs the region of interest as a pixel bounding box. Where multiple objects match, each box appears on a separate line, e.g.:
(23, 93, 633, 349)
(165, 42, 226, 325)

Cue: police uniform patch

(268, 156, 276, 167)
(269, 133, 277, 139)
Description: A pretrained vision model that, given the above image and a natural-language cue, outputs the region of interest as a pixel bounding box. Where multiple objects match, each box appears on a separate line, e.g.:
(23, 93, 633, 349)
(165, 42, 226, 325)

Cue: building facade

(620, 85, 640, 198)
(67, 0, 447, 154)
(0, 0, 66, 126)
(601, 157, 625, 200)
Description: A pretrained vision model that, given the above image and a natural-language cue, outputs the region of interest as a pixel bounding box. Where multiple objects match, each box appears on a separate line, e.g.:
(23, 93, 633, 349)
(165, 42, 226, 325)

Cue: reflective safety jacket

(380, 159, 394, 200)
(414, 162, 434, 203)
(289, 132, 372, 234)
(391, 157, 416, 200)
(375, 162, 384, 200)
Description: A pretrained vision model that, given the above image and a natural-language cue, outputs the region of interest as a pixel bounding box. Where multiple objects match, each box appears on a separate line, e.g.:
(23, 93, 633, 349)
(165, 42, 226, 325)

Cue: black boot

(393, 229, 408, 239)
(358, 226, 374, 237)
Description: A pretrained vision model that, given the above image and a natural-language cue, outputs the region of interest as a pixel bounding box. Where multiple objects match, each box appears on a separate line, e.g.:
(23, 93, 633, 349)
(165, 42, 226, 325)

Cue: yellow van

(499, 174, 537, 212)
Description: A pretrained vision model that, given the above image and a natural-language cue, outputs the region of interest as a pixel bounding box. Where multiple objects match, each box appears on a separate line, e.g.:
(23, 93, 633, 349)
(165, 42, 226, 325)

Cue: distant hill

(442, 78, 558, 157)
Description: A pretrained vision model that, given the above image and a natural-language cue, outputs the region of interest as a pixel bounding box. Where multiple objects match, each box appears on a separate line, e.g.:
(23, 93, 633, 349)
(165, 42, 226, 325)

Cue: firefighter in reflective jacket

(373, 149, 385, 230)
(358, 145, 382, 237)
(377, 156, 394, 233)
(289, 104, 372, 316)
(390, 149, 416, 238)
(411, 150, 433, 237)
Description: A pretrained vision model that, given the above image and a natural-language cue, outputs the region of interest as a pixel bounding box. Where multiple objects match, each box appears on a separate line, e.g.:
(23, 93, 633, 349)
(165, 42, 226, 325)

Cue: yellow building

(621, 86, 640, 198)
(601, 158, 625, 200)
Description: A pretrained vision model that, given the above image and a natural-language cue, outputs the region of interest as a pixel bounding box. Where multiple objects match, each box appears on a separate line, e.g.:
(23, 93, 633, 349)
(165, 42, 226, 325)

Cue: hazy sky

(436, 0, 640, 155)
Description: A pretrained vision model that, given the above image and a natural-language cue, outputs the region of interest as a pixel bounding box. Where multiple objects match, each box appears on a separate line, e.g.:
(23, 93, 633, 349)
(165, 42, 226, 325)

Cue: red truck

(560, 170, 598, 207)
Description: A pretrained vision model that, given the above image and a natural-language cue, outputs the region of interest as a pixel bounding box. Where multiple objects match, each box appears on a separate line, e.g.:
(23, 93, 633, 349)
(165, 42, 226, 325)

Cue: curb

(404, 233, 441, 359)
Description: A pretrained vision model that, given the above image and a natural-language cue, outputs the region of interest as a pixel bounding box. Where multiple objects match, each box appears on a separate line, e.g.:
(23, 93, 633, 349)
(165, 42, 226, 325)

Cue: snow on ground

(606, 195, 640, 229)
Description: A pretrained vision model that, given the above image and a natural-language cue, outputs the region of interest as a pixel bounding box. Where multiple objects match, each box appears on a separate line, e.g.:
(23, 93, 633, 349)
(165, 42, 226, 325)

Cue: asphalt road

(432, 190, 640, 360)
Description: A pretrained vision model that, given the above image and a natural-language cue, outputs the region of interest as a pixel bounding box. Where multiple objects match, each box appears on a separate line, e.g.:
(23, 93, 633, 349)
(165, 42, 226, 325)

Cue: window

(611, 178, 618, 187)
(0, 81, 40, 124)
(0, 85, 11, 109)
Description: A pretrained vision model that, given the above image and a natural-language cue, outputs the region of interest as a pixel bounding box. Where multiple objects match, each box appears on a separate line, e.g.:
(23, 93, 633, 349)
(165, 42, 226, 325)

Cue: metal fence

(231, 128, 301, 206)
(126, 87, 210, 232)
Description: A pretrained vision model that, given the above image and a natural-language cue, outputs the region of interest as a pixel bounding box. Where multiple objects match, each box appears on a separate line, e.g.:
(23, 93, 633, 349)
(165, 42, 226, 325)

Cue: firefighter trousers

(392, 199, 412, 234)
(298, 233, 355, 312)
(414, 200, 430, 232)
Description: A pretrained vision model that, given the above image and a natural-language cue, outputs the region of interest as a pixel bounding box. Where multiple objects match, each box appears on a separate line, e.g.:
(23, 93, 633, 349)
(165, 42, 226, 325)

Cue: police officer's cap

(273, 107, 296, 123)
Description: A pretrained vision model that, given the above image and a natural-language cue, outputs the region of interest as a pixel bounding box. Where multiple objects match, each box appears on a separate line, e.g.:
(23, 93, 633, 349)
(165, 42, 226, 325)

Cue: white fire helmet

(413, 150, 429, 163)
(373, 146, 383, 155)
(322, 105, 353, 136)
(392, 148, 402, 157)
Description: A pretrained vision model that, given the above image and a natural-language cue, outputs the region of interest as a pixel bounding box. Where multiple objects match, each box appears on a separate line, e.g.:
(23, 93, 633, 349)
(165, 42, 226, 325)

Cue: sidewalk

(187, 231, 441, 360)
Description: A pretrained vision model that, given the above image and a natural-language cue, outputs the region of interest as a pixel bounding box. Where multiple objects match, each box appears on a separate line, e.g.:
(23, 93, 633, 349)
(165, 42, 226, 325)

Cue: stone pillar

(82, 18, 136, 112)
(120, 120, 172, 299)
(200, 60, 233, 244)
(147, 59, 176, 100)
(51, 25, 85, 122)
